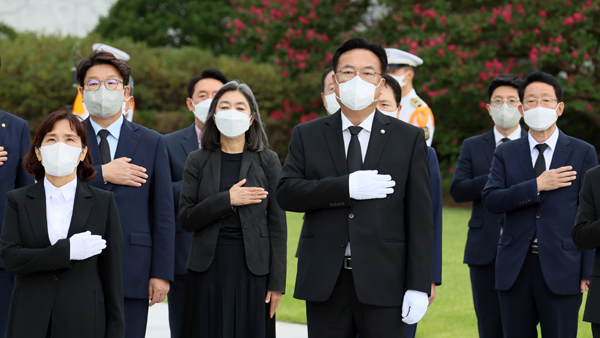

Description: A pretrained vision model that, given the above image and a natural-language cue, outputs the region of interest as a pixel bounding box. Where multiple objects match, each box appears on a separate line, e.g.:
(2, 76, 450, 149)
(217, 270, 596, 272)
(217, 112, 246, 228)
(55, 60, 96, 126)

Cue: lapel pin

(1, 123, 5, 128)
(380, 129, 385, 134)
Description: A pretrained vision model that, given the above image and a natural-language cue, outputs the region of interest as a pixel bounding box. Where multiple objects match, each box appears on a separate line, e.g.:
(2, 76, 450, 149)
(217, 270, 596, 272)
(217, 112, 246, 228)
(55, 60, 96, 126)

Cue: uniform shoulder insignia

(410, 97, 424, 108)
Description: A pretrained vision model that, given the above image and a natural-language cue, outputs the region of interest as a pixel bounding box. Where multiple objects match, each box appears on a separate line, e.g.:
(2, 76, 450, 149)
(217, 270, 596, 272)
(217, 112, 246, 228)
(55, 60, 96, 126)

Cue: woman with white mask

(178, 80, 287, 338)
(1, 109, 125, 337)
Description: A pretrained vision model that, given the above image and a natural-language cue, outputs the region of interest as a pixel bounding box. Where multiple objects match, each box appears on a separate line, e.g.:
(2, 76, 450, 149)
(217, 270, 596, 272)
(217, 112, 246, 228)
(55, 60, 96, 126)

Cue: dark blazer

(482, 129, 596, 295)
(178, 148, 287, 292)
(428, 147, 443, 285)
(277, 110, 433, 307)
(85, 117, 175, 299)
(573, 165, 600, 323)
(0, 111, 34, 268)
(451, 128, 527, 265)
(0, 180, 124, 337)
(164, 124, 198, 276)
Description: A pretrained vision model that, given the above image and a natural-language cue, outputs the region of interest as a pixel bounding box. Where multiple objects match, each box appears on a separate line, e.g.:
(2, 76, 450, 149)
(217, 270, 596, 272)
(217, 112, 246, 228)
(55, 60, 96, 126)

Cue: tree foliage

(95, 0, 232, 53)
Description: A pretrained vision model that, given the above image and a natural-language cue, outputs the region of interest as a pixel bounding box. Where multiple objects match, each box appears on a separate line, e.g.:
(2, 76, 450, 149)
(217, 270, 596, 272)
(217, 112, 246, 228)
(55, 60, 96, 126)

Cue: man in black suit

(450, 74, 526, 338)
(0, 55, 35, 338)
(164, 68, 227, 338)
(277, 38, 433, 338)
(573, 166, 600, 337)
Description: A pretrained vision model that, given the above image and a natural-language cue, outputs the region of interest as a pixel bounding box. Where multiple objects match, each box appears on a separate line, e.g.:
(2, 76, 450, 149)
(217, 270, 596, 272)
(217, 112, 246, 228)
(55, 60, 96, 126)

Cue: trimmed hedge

(0, 33, 322, 159)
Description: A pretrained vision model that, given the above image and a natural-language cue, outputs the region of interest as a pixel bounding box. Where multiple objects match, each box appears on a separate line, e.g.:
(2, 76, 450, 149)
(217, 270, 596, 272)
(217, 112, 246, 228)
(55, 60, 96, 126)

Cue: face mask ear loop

(334, 74, 343, 101)
(372, 78, 384, 103)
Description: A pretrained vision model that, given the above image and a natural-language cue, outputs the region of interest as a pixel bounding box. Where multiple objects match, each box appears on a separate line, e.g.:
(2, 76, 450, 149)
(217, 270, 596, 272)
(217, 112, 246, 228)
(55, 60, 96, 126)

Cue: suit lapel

(67, 181, 94, 237)
(24, 182, 51, 248)
(363, 110, 391, 170)
(322, 113, 348, 176)
(481, 130, 496, 167)
(182, 124, 199, 156)
(114, 119, 141, 160)
(238, 149, 255, 181)
(517, 136, 535, 181)
(85, 118, 102, 166)
(0, 111, 6, 146)
(210, 150, 221, 193)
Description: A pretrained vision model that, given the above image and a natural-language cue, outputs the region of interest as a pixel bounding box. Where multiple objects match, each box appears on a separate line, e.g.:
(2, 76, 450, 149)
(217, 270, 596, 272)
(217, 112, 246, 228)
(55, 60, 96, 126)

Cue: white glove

(349, 170, 395, 200)
(69, 231, 106, 260)
(402, 290, 429, 324)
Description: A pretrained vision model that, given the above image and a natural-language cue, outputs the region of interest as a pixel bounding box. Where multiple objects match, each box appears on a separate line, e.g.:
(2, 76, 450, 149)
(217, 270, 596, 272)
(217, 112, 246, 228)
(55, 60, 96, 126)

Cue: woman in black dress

(178, 80, 287, 338)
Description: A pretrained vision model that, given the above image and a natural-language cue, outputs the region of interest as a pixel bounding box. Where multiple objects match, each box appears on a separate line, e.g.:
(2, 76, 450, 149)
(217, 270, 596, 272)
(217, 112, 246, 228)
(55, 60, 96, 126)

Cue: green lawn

(277, 208, 594, 337)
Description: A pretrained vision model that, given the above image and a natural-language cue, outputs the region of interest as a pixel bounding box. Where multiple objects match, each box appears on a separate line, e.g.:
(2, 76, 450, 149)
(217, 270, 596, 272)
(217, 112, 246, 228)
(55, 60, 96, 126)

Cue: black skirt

(181, 234, 276, 338)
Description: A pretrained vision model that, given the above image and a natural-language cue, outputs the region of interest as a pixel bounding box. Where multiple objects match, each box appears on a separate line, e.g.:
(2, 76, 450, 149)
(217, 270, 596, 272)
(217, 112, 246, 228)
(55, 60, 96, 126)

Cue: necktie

(501, 137, 511, 143)
(98, 129, 111, 165)
(347, 126, 363, 173)
(534, 143, 548, 177)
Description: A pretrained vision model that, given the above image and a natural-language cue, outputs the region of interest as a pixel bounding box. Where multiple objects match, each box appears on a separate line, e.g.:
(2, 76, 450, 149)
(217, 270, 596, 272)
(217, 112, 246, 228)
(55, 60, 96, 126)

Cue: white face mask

(523, 106, 559, 131)
(193, 99, 213, 124)
(379, 109, 398, 118)
(324, 93, 340, 115)
(121, 102, 134, 122)
(389, 74, 407, 87)
(214, 109, 251, 139)
(83, 86, 125, 118)
(39, 142, 83, 177)
(335, 75, 382, 111)
(491, 103, 521, 129)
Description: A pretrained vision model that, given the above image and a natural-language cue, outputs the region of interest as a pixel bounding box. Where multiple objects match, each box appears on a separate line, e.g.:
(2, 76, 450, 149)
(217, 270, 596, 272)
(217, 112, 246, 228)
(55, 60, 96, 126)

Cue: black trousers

(498, 252, 581, 338)
(306, 267, 405, 338)
(124, 298, 150, 338)
(469, 261, 503, 338)
(593, 323, 600, 338)
(0, 269, 14, 338)
(168, 273, 187, 338)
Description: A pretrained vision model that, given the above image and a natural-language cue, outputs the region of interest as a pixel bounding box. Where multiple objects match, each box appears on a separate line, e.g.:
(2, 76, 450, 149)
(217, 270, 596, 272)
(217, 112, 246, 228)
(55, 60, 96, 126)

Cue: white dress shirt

(44, 177, 77, 245)
(89, 114, 124, 162)
(528, 127, 559, 243)
(528, 127, 559, 171)
(341, 110, 374, 161)
(341, 110, 376, 256)
(494, 125, 522, 147)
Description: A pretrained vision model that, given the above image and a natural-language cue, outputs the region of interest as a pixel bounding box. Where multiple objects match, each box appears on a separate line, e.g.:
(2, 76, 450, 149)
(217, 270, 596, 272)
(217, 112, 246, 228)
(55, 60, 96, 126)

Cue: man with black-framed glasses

(451, 74, 526, 338)
(76, 50, 175, 338)
(483, 71, 596, 338)
(278, 38, 433, 338)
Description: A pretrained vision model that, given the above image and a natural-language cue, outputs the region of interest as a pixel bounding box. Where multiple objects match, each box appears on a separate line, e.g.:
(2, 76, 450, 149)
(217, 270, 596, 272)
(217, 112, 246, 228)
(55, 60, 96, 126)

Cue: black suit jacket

(0, 110, 35, 268)
(0, 180, 125, 337)
(164, 124, 198, 276)
(178, 148, 287, 292)
(573, 165, 600, 323)
(450, 128, 527, 265)
(277, 110, 433, 307)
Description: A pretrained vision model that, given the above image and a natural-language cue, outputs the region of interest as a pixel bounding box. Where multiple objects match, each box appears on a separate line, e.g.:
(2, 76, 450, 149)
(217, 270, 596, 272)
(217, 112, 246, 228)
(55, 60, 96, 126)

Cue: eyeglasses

(85, 79, 124, 91)
(523, 97, 559, 109)
(336, 68, 381, 81)
(490, 98, 520, 107)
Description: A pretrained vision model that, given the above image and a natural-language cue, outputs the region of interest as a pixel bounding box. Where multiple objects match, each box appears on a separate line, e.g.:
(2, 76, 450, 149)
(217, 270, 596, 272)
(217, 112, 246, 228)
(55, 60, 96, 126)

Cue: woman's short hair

(23, 109, 96, 181)
(201, 80, 270, 152)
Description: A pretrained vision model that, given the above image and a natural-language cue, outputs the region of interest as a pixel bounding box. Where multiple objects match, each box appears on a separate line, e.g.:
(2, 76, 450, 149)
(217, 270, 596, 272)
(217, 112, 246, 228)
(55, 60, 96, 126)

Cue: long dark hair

(23, 109, 96, 181)
(201, 80, 270, 152)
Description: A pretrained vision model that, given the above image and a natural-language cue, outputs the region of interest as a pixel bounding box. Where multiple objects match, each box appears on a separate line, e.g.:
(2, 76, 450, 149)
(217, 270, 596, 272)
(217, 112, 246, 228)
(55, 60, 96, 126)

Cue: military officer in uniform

(385, 48, 435, 146)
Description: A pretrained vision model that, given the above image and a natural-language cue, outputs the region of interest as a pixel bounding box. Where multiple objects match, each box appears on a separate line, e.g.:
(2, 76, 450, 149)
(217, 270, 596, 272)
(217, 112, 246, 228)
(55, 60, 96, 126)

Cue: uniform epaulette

(410, 97, 424, 108)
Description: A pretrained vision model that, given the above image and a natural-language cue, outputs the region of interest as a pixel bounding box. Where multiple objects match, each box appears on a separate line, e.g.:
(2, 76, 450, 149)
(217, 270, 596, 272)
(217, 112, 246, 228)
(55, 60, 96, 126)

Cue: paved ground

(145, 302, 308, 338)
